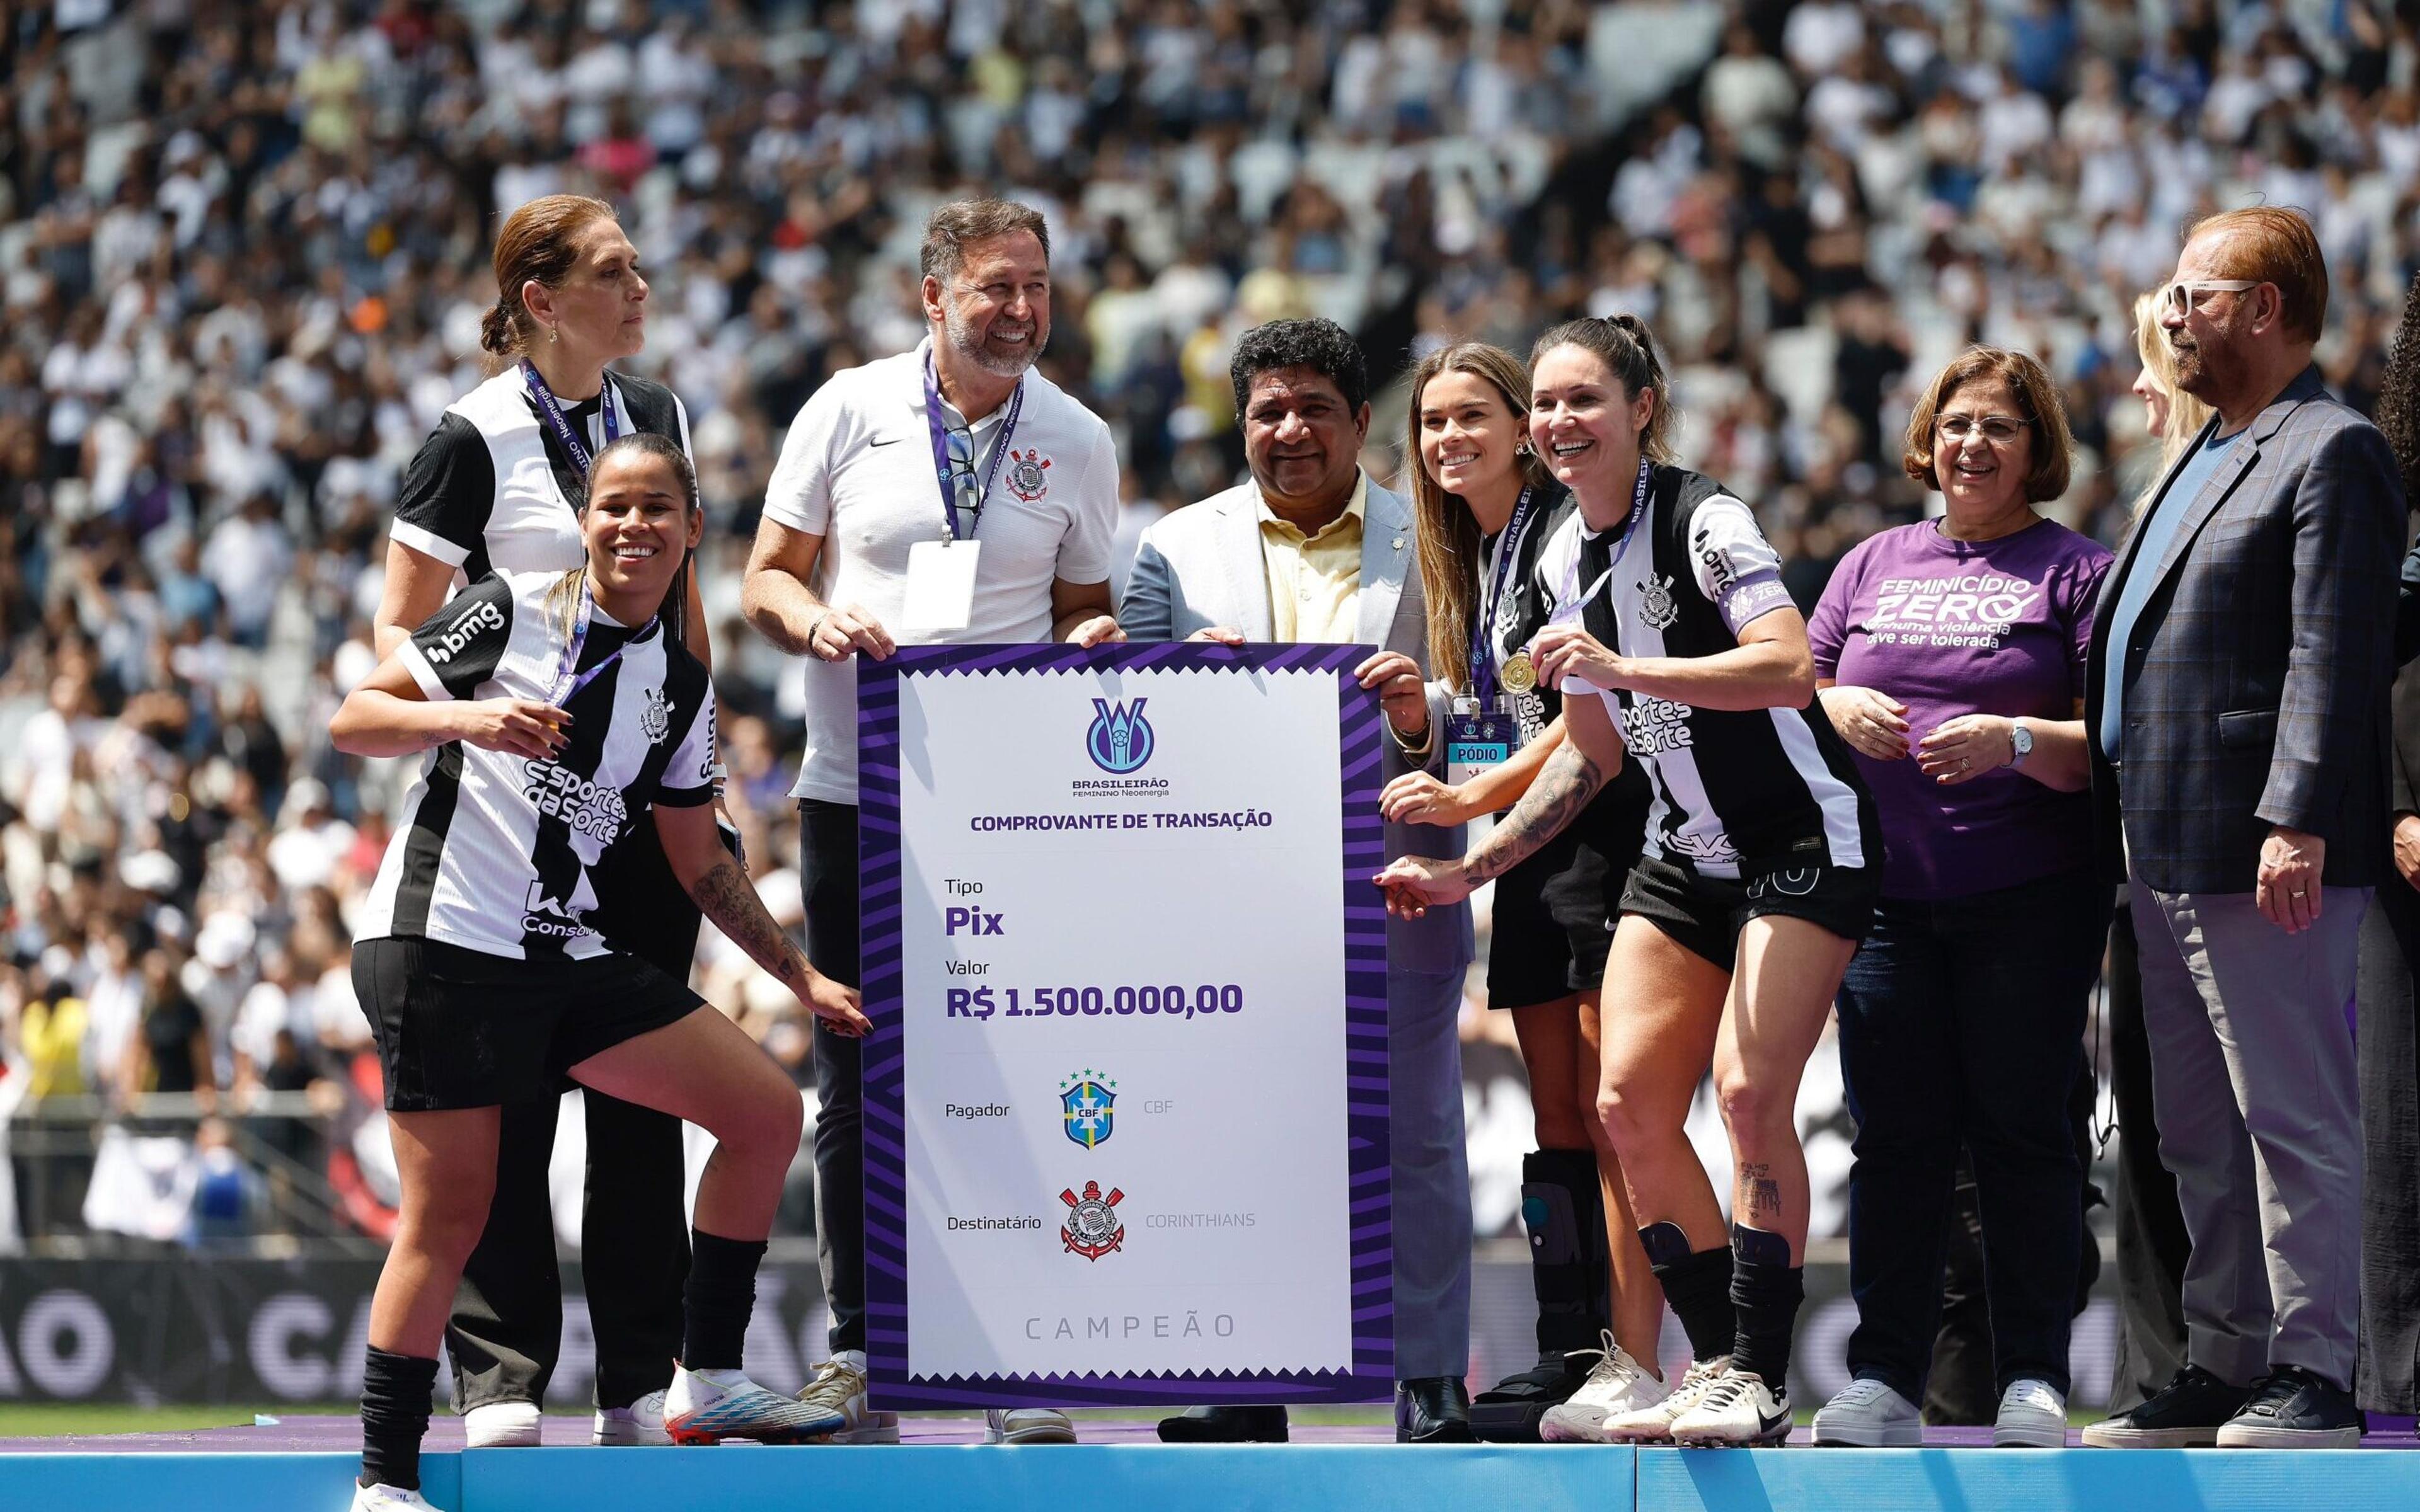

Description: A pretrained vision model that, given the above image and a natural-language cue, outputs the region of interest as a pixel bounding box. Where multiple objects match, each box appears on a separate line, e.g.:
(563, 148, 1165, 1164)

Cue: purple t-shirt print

(1807, 517, 2113, 900)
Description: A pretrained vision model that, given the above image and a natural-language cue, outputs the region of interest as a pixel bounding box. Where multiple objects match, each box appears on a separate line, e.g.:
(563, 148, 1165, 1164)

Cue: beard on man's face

(944, 301, 1046, 379)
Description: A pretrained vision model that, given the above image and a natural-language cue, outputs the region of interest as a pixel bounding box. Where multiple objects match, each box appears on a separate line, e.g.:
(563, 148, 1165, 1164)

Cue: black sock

(1728, 1223, 1804, 1387)
(682, 1228, 768, 1372)
(359, 1347, 438, 1492)
(1640, 1221, 1734, 1362)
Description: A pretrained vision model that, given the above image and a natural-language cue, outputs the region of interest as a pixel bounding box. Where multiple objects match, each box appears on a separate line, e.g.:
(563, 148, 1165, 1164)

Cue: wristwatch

(2008, 721, 2034, 769)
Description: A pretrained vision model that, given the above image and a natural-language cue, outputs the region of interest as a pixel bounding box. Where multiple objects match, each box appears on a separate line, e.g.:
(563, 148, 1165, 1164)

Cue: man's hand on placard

(1066, 614, 1126, 647)
(1186, 626, 1247, 646)
(810, 602, 896, 662)
(1355, 650, 1429, 739)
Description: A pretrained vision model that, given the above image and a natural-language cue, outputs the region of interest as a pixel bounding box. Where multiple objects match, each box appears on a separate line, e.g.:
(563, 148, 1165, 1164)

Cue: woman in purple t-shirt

(1804, 348, 2114, 1448)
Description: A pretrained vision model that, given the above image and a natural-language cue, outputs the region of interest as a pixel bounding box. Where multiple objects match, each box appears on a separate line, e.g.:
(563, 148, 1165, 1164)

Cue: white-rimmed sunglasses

(2164, 279, 2260, 316)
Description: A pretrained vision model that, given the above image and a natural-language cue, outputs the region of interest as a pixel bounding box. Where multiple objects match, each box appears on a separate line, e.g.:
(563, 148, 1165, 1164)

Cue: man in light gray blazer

(1123, 318, 1476, 1444)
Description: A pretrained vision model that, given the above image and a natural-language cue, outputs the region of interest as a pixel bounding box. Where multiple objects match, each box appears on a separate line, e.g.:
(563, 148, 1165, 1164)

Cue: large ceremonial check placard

(856, 643, 1394, 1408)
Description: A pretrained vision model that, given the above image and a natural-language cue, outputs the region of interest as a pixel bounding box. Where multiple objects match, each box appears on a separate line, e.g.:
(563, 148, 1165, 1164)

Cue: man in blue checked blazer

(2082, 208, 2405, 1452)
(1123, 318, 1476, 1445)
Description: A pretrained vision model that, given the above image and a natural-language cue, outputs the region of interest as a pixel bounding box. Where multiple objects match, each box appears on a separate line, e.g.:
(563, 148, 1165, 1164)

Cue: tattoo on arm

(1739, 1162, 1783, 1220)
(1464, 740, 1607, 885)
(686, 857, 810, 987)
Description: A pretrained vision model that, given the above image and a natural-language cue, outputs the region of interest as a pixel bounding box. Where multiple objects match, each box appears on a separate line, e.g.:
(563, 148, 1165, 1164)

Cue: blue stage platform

(7, 1418, 2419, 1512)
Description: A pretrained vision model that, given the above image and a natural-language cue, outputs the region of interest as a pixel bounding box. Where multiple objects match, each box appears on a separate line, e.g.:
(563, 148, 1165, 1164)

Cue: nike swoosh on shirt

(868, 435, 906, 447)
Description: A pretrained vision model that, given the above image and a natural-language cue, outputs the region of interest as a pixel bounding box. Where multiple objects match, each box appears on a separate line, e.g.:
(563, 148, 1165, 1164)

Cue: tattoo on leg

(1739, 1162, 1783, 1220)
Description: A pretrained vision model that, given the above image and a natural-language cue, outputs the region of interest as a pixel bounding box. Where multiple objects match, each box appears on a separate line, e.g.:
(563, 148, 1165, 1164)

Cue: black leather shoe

(2216, 1366, 2361, 1448)
(2080, 1365, 2252, 1448)
(1156, 1404, 1289, 1443)
(1396, 1376, 1475, 1443)
(1470, 1352, 1592, 1443)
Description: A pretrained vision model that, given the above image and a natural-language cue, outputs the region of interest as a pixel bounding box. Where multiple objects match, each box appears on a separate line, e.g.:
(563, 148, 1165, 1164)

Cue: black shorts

(1618, 853, 1878, 974)
(354, 936, 703, 1112)
(1485, 759, 1650, 1010)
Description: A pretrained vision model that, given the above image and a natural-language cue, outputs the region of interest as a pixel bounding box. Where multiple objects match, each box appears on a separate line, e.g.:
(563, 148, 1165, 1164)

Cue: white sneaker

(594, 1388, 671, 1446)
(350, 1485, 444, 1512)
(1539, 1332, 1672, 1443)
(1812, 1378, 1921, 1446)
(1600, 1356, 1731, 1443)
(1669, 1368, 1791, 1446)
(1994, 1377, 2068, 1448)
(663, 1366, 846, 1445)
(984, 1407, 1076, 1444)
(461, 1400, 541, 1448)
(798, 1353, 900, 1444)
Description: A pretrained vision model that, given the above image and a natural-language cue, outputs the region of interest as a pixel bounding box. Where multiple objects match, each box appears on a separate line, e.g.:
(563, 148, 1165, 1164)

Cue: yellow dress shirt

(1257, 474, 1366, 643)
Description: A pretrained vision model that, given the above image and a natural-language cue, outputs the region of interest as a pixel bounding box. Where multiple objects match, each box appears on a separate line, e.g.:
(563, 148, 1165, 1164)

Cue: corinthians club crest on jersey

(1637, 573, 1681, 631)
(1060, 1069, 1115, 1150)
(1005, 447, 1052, 502)
(1059, 1180, 1125, 1261)
(640, 687, 672, 745)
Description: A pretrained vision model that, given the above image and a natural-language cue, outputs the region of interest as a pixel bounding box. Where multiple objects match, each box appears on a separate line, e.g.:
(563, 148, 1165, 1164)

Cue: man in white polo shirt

(741, 198, 1121, 1448)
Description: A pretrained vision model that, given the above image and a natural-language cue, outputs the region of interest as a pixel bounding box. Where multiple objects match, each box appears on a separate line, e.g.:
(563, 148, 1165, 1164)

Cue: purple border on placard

(856, 642, 1393, 1408)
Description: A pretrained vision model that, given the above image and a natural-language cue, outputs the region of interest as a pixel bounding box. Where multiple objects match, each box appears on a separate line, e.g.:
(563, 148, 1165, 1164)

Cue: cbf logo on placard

(1086, 697, 1155, 774)
(1061, 1069, 1115, 1149)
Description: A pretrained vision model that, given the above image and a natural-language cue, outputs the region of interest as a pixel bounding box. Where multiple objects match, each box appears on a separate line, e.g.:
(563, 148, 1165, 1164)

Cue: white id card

(902, 539, 981, 631)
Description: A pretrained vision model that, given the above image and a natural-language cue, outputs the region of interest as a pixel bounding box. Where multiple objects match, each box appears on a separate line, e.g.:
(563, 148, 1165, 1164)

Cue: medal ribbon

(923, 350, 1025, 542)
(551, 587, 659, 706)
(1468, 484, 1540, 707)
(521, 359, 619, 482)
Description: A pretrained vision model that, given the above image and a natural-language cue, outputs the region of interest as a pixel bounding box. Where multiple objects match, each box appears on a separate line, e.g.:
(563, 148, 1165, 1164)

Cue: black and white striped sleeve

(397, 574, 516, 701)
(653, 681, 718, 809)
(1686, 494, 1793, 636)
(392, 413, 495, 569)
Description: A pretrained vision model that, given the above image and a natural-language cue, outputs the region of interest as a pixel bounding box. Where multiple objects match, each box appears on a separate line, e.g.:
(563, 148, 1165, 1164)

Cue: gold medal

(1501, 651, 1537, 693)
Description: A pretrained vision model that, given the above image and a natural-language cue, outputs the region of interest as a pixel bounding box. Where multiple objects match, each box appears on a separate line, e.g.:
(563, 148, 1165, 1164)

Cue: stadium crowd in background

(8, 0, 2420, 1251)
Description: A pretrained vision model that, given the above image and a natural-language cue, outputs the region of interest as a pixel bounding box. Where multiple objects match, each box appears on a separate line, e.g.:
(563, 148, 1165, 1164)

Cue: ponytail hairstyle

(481, 194, 619, 365)
(1403, 341, 1555, 693)
(2369, 265, 2420, 513)
(548, 432, 701, 649)
(1528, 312, 1678, 465)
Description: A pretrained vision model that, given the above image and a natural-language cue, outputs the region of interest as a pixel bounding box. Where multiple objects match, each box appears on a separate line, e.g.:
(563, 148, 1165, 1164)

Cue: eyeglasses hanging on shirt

(906, 351, 1024, 631)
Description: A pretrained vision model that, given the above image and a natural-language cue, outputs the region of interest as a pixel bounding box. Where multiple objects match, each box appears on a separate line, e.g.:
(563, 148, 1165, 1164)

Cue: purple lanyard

(922, 352, 1023, 542)
(1559, 458, 1654, 611)
(551, 588, 656, 706)
(1468, 484, 1540, 705)
(521, 360, 619, 482)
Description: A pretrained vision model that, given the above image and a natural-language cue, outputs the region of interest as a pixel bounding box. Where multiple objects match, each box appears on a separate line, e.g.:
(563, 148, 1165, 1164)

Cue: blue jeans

(1835, 866, 2107, 1400)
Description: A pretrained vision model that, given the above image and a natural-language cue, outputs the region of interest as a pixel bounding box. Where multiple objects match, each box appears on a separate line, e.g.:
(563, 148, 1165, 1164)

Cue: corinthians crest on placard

(639, 687, 672, 744)
(1059, 1180, 1125, 1261)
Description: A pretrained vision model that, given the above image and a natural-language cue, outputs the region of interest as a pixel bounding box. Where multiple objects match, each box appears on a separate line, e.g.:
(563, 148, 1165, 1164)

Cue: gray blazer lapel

(1219, 490, 1276, 640)
(1357, 477, 1413, 646)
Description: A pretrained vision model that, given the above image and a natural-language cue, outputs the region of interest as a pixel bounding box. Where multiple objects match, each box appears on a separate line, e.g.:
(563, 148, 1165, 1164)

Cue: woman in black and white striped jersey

(335, 435, 868, 1512)
(372, 193, 706, 1448)
(1378, 314, 1881, 1448)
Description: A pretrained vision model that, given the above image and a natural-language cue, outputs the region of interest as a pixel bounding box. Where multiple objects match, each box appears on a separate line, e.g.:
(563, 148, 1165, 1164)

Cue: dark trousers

(448, 823, 698, 1412)
(2104, 890, 2191, 1410)
(2359, 881, 2420, 1412)
(799, 799, 865, 1356)
(1836, 867, 2106, 1401)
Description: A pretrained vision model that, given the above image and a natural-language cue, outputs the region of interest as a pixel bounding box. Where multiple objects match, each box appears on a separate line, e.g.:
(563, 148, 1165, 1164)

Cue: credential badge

(1638, 574, 1681, 631)
(1059, 1180, 1125, 1261)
